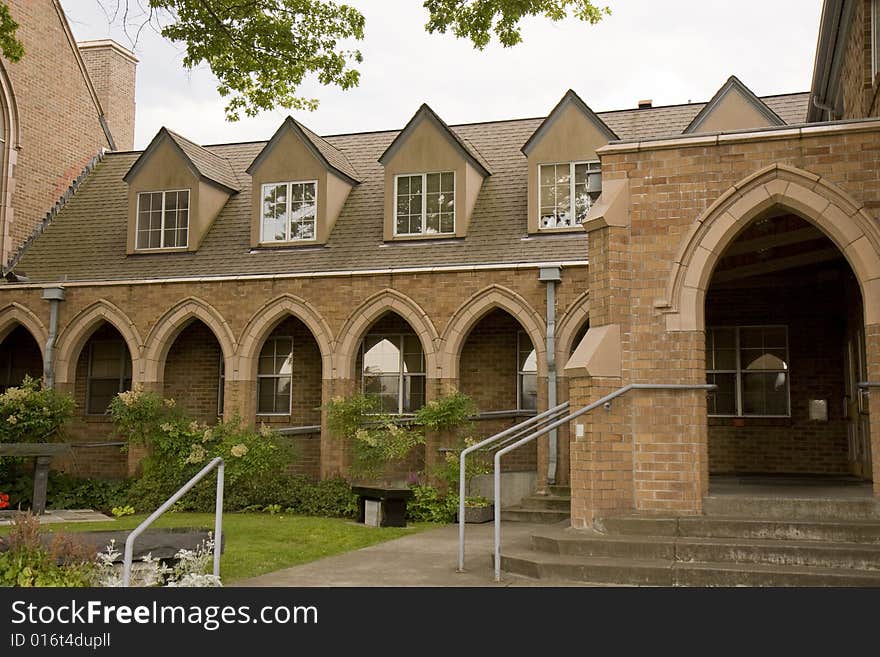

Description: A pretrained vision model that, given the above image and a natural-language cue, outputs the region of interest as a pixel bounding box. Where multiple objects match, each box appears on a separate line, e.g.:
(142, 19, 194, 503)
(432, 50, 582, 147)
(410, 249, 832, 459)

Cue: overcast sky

(60, 0, 824, 149)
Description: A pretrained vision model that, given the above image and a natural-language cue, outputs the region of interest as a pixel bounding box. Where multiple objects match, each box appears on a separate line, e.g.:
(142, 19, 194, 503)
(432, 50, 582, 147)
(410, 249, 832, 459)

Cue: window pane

(519, 373, 538, 411)
(257, 378, 280, 414)
(363, 336, 401, 374)
(707, 373, 736, 415)
(403, 375, 426, 412)
(262, 183, 288, 241)
(402, 334, 424, 373)
(364, 374, 400, 413)
(87, 379, 121, 414)
(742, 372, 788, 415)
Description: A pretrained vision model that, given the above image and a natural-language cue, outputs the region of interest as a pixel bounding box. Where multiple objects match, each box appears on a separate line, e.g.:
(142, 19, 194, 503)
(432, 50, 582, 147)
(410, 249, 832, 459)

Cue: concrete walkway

(233, 521, 577, 587)
(0, 509, 112, 526)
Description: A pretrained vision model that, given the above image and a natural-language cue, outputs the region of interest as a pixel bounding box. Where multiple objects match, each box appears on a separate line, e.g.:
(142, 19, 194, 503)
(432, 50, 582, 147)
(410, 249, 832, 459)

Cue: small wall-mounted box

(809, 399, 828, 422)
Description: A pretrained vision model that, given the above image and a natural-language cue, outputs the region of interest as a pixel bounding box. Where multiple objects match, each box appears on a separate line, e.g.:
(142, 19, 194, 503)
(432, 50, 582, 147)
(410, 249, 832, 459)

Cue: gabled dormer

(123, 128, 239, 254)
(246, 117, 359, 248)
(684, 76, 785, 134)
(378, 104, 491, 241)
(522, 90, 617, 234)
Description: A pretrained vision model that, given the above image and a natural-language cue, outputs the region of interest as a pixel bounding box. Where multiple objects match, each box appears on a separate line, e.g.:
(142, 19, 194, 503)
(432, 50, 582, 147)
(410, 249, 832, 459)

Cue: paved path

(0, 509, 112, 526)
(233, 521, 577, 587)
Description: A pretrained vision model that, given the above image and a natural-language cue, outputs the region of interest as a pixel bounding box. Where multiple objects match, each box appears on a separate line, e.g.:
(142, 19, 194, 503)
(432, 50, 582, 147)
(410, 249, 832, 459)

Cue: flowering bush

(93, 537, 221, 588)
(0, 492, 8, 509)
(108, 389, 297, 511)
(325, 394, 425, 483)
(0, 376, 74, 444)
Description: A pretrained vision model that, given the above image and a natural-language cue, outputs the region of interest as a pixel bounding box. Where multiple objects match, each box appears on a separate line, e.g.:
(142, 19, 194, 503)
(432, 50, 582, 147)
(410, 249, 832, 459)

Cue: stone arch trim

(54, 300, 143, 386)
(142, 297, 236, 383)
(556, 292, 590, 363)
(0, 60, 20, 264)
(440, 285, 547, 380)
(661, 162, 880, 331)
(238, 294, 334, 380)
(0, 303, 47, 357)
(335, 289, 440, 380)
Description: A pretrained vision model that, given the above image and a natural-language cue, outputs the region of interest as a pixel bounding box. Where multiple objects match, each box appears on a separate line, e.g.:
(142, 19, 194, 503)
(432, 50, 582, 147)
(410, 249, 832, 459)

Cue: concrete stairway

(499, 496, 880, 586)
(501, 485, 571, 524)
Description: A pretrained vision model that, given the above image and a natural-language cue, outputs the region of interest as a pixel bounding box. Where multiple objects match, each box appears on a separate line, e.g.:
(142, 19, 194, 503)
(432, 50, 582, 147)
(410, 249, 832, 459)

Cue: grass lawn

(0, 513, 431, 583)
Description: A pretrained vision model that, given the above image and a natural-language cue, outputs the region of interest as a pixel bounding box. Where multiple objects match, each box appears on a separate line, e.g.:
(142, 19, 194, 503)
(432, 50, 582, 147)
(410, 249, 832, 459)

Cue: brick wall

(706, 261, 851, 475)
(163, 320, 222, 424)
(1, 0, 113, 263)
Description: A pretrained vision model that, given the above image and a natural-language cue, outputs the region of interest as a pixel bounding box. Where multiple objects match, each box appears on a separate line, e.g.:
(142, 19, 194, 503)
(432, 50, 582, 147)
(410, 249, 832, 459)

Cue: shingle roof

(379, 104, 492, 177)
(13, 92, 809, 284)
(125, 128, 240, 193)
(292, 119, 360, 183)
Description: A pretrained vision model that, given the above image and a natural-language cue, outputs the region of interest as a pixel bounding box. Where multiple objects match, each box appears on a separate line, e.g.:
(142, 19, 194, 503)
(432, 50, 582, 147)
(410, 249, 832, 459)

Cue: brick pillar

(321, 377, 354, 479)
(866, 323, 880, 497)
(223, 378, 255, 423)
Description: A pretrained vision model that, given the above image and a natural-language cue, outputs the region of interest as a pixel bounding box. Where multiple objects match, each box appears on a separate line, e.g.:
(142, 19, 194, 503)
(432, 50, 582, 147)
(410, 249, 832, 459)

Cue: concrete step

(596, 515, 880, 543)
(501, 507, 570, 523)
(499, 548, 880, 587)
(531, 528, 880, 571)
(518, 494, 571, 511)
(549, 485, 571, 497)
(702, 495, 880, 521)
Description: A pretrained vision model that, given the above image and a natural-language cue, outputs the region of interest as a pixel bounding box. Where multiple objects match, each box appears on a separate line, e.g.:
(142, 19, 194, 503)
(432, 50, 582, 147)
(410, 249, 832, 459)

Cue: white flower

(230, 443, 248, 458)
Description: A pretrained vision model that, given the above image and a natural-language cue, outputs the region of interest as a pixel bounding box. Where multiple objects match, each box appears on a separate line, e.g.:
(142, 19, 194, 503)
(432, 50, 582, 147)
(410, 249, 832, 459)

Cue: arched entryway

(162, 320, 224, 424)
(704, 211, 871, 492)
(0, 324, 42, 391)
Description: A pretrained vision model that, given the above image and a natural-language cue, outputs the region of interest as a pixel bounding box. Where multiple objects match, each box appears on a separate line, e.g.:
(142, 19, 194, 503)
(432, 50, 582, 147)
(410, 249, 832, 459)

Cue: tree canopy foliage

(0, 1, 609, 120)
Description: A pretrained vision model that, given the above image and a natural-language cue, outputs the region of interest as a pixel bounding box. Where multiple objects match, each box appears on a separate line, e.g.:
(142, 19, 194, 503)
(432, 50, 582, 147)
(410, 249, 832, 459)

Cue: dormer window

(394, 172, 455, 236)
(136, 189, 190, 249)
(260, 181, 317, 242)
(538, 161, 601, 229)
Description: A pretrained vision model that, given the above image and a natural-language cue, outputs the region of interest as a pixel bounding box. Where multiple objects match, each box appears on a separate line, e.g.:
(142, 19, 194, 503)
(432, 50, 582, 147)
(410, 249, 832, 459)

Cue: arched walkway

(557, 292, 590, 362)
(335, 289, 439, 380)
(142, 297, 235, 383)
(54, 300, 143, 386)
(662, 163, 880, 331)
(0, 303, 46, 355)
(440, 285, 546, 380)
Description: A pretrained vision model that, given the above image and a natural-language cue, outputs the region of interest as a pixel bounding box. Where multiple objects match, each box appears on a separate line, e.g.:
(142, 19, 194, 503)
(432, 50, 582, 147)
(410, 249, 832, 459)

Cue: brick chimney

(638, 99, 653, 109)
(78, 40, 138, 151)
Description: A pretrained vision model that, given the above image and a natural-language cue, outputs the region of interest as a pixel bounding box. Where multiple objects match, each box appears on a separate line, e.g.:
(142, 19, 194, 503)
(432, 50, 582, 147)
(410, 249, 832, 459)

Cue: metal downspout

(539, 267, 562, 485)
(42, 286, 65, 389)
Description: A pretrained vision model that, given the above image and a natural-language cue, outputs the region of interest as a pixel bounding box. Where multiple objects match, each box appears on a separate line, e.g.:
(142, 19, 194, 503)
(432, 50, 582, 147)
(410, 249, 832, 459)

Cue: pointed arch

(661, 163, 880, 330)
(0, 59, 20, 263)
(440, 285, 546, 380)
(335, 289, 440, 380)
(0, 303, 47, 357)
(238, 294, 334, 380)
(556, 292, 590, 362)
(54, 300, 143, 385)
(142, 297, 236, 382)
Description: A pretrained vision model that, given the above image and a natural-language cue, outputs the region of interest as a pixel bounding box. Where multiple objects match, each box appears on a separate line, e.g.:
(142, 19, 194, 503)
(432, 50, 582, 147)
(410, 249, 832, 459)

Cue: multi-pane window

(87, 340, 132, 414)
(538, 161, 601, 229)
(136, 190, 189, 249)
(517, 332, 538, 411)
(706, 326, 789, 417)
(362, 334, 426, 413)
(873, 0, 880, 79)
(394, 172, 455, 236)
(260, 181, 317, 242)
(217, 355, 225, 418)
(257, 336, 293, 414)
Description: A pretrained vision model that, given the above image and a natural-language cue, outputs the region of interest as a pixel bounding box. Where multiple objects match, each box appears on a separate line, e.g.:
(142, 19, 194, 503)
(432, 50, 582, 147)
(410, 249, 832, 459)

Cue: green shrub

(405, 484, 458, 523)
(0, 471, 131, 513)
(0, 512, 94, 587)
(282, 476, 358, 518)
(108, 389, 297, 512)
(0, 376, 74, 443)
(325, 394, 424, 482)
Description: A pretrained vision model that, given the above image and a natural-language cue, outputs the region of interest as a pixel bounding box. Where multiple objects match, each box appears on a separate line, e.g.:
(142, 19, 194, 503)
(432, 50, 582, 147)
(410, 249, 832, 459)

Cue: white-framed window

(873, 0, 880, 80)
(362, 333, 426, 413)
(136, 189, 190, 249)
(517, 331, 538, 411)
(394, 172, 455, 236)
(538, 161, 601, 229)
(260, 181, 317, 242)
(257, 336, 293, 415)
(706, 325, 790, 417)
(86, 339, 132, 415)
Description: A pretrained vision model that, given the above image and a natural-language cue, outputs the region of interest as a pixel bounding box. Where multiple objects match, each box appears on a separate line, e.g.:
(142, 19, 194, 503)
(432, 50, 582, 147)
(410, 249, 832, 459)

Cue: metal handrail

(122, 457, 225, 587)
(458, 401, 570, 571)
(492, 383, 717, 581)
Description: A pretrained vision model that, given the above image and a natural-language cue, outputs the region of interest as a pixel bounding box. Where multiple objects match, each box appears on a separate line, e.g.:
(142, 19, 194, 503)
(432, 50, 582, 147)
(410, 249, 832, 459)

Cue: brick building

(0, 0, 878, 542)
